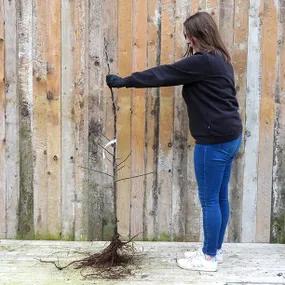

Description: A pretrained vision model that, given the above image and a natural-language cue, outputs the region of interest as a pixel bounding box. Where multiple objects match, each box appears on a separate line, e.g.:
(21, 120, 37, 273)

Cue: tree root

(36, 232, 142, 279)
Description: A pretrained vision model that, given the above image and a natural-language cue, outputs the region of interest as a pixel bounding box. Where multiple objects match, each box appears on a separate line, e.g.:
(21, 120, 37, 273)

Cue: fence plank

(241, 0, 262, 242)
(156, 0, 175, 241)
(130, 0, 147, 240)
(256, 0, 278, 242)
(0, 0, 6, 238)
(143, 0, 161, 240)
(117, 0, 132, 239)
(228, 0, 249, 242)
(171, 0, 190, 241)
(101, 0, 117, 240)
(272, 0, 285, 243)
(72, 0, 88, 241)
(61, 0, 88, 241)
(33, 0, 48, 239)
(74, 0, 89, 240)
(87, 0, 109, 240)
(46, 0, 61, 238)
(17, 0, 34, 239)
(219, 0, 234, 49)
(4, 0, 20, 238)
(190, 0, 207, 240)
(219, 0, 235, 243)
(61, 0, 75, 240)
(185, 0, 205, 243)
(206, 0, 219, 25)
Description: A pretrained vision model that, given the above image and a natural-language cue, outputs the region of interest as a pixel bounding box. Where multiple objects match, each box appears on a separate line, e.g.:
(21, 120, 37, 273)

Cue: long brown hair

(183, 11, 231, 63)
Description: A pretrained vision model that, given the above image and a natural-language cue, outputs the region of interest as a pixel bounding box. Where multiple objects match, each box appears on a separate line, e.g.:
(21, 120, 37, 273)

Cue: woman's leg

(217, 136, 242, 249)
(194, 144, 227, 257)
(217, 160, 232, 250)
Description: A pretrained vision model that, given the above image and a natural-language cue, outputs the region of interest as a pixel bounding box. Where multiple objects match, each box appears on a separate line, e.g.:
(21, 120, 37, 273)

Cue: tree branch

(97, 143, 114, 157)
(117, 151, 132, 167)
(115, 171, 154, 183)
(101, 132, 112, 143)
(89, 154, 113, 165)
(78, 166, 113, 179)
(117, 164, 126, 173)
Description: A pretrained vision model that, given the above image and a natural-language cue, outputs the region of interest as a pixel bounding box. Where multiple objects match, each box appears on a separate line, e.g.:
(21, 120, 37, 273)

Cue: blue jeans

(194, 135, 242, 256)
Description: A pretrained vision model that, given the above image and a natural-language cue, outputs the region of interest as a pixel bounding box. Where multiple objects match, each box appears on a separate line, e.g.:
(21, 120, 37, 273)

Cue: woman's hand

(106, 74, 125, 88)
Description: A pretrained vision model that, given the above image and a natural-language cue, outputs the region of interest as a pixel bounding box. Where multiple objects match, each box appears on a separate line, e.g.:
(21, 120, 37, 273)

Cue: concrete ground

(0, 240, 284, 285)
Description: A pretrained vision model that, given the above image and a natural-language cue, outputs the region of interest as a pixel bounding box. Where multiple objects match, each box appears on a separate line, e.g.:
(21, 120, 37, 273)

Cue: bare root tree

(36, 38, 153, 280)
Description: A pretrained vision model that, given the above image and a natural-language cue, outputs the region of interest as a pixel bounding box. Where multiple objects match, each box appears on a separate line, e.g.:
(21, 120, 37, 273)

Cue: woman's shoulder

(174, 50, 233, 76)
(175, 53, 211, 73)
(203, 50, 235, 81)
(182, 51, 220, 65)
(179, 52, 209, 64)
(205, 50, 232, 65)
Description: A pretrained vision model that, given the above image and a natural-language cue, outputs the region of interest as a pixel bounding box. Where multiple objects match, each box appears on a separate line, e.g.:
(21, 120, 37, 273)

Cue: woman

(106, 11, 242, 272)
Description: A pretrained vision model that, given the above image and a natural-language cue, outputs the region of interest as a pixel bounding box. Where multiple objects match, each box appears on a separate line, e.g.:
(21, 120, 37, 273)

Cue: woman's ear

(190, 36, 197, 48)
(185, 34, 191, 45)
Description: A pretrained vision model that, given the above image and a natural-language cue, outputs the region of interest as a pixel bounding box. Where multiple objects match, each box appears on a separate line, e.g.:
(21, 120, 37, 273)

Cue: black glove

(106, 74, 126, 88)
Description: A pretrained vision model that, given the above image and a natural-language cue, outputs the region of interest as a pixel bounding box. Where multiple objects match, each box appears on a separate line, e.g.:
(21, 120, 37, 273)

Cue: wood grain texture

(46, 0, 61, 238)
(219, 0, 234, 50)
(241, 0, 262, 242)
(256, 0, 278, 242)
(206, 0, 219, 25)
(5, 4, 19, 231)
(219, 0, 234, 243)
(117, 0, 132, 240)
(228, 0, 249, 243)
(191, 0, 208, 243)
(1, 240, 285, 284)
(17, 0, 34, 239)
(171, 0, 190, 241)
(130, 0, 147, 240)
(61, 0, 75, 240)
(87, 0, 114, 240)
(0, 0, 284, 242)
(143, 0, 161, 241)
(33, 0, 49, 239)
(272, 0, 285, 243)
(0, 0, 6, 238)
(157, 0, 175, 241)
(102, 0, 117, 240)
(191, 0, 203, 13)
(61, 0, 88, 241)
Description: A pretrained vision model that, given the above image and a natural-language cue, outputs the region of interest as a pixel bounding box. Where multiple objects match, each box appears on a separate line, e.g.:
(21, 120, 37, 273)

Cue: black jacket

(122, 51, 243, 144)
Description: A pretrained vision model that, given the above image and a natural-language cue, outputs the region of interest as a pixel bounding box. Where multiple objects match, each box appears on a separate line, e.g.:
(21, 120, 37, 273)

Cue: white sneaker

(177, 250, 217, 272)
(184, 248, 223, 264)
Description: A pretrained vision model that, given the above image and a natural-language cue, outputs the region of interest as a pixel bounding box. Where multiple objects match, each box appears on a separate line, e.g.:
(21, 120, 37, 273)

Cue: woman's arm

(122, 53, 209, 88)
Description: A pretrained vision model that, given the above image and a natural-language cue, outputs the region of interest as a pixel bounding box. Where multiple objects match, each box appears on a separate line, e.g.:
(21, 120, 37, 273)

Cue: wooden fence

(0, 0, 284, 243)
